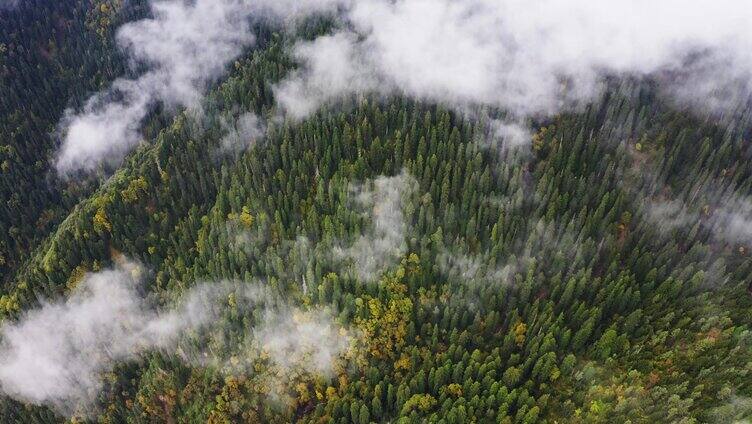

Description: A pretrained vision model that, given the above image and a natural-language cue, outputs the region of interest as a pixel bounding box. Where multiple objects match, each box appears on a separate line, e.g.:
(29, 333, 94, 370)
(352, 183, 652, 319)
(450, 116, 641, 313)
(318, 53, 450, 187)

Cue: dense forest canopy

(0, 0, 751, 423)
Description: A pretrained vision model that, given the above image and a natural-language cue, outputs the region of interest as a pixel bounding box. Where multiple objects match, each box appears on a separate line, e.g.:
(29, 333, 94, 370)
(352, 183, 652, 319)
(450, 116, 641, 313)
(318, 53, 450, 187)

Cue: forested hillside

(1, 1, 751, 423)
(0, 0, 149, 283)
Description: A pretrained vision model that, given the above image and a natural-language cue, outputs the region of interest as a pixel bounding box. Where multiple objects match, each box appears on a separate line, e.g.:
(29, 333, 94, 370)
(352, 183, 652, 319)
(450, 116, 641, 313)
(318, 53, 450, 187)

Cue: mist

(55, 0, 255, 173)
(643, 178, 752, 248)
(620, 141, 752, 253)
(54, 0, 752, 170)
(0, 260, 350, 416)
(219, 111, 267, 153)
(54, 0, 343, 174)
(275, 0, 752, 128)
(334, 171, 418, 282)
(438, 250, 519, 289)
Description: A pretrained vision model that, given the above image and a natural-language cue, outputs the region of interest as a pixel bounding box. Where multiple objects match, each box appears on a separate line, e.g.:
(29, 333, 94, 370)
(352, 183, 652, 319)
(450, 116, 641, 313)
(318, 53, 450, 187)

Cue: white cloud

(56, 0, 256, 174)
(275, 0, 752, 124)
(248, 0, 347, 22)
(0, 260, 349, 416)
(0, 261, 184, 414)
(438, 249, 519, 288)
(55, 0, 345, 174)
(254, 307, 349, 377)
(275, 32, 379, 120)
(663, 50, 752, 119)
(334, 171, 417, 282)
(56, 78, 153, 172)
(220, 112, 267, 152)
(488, 119, 533, 151)
(56, 0, 752, 167)
(646, 185, 752, 247)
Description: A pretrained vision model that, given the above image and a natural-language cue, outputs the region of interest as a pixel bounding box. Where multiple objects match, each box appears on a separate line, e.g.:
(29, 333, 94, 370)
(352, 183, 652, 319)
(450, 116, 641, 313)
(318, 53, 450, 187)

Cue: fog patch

(55, 0, 343, 174)
(220, 112, 267, 153)
(334, 171, 418, 283)
(275, 0, 752, 133)
(0, 260, 350, 417)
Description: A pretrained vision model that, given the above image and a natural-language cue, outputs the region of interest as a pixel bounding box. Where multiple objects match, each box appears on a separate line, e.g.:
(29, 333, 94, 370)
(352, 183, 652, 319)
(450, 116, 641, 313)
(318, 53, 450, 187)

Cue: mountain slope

(1, 2, 751, 423)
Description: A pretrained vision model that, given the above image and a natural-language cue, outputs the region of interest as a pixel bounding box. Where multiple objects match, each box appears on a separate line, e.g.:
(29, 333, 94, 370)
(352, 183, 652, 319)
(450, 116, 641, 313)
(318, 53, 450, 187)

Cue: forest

(1, 0, 751, 423)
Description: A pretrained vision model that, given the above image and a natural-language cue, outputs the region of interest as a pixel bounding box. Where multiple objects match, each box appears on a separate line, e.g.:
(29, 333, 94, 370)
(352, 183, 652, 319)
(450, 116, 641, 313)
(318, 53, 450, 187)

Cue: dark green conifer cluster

(0, 2, 751, 423)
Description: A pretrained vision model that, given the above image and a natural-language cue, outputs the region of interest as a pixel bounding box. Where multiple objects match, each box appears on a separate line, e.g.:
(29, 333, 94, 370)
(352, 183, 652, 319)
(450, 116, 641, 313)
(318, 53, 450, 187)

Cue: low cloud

(711, 396, 752, 423)
(228, 216, 317, 295)
(620, 149, 746, 287)
(644, 184, 752, 248)
(54, 0, 343, 174)
(253, 307, 349, 378)
(0, 260, 186, 414)
(625, 146, 752, 249)
(56, 0, 256, 173)
(275, 0, 752, 127)
(334, 171, 418, 282)
(661, 50, 752, 122)
(225, 171, 417, 285)
(274, 32, 380, 120)
(220, 112, 267, 153)
(56, 79, 154, 172)
(438, 249, 521, 288)
(0, 260, 350, 416)
(486, 119, 533, 152)
(54, 0, 752, 167)
(436, 213, 601, 309)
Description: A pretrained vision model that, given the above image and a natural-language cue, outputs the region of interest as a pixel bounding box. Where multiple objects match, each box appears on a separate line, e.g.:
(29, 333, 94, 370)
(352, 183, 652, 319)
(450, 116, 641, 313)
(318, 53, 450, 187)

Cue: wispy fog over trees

(0, 1, 751, 423)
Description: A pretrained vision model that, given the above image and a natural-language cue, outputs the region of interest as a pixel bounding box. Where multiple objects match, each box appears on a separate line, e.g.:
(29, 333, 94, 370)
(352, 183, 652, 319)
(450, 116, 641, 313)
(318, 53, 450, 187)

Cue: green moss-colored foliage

(1, 2, 751, 423)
